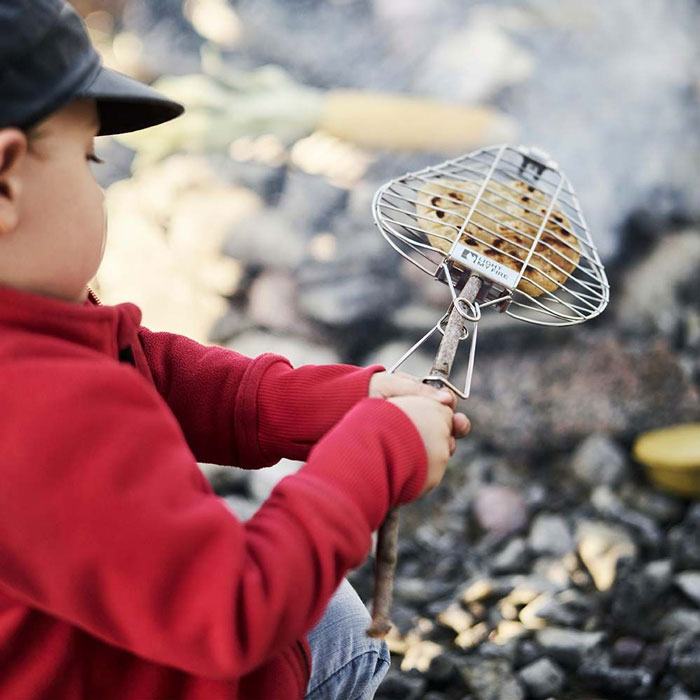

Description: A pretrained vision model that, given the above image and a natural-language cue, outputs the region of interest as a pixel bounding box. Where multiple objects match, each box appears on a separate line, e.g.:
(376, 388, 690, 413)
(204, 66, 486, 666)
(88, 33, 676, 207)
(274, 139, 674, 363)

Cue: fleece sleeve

(0, 359, 425, 680)
(137, 327, 383, 468)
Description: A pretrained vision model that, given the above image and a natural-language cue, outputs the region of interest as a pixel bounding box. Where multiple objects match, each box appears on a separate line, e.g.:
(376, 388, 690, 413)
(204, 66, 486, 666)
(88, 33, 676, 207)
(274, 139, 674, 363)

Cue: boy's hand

(369, 371, 471, 441)
(387, 396, 459, 498)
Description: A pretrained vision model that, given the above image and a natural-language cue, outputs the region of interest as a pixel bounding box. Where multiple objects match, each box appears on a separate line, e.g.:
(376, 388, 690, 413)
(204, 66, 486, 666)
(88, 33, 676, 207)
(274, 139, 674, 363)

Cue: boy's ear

(0, 128, 28, 236)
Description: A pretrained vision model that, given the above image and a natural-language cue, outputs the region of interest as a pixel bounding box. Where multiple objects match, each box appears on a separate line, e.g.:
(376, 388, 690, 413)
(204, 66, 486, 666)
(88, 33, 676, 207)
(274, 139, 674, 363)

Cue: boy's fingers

(449, 436, 457, 455)
(452, 413, 471, 438)
(419, 382, 457, 409)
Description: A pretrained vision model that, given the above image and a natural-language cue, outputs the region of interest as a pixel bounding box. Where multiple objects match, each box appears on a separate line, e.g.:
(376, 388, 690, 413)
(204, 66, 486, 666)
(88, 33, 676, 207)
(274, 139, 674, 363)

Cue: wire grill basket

(373, 144, 609, 326)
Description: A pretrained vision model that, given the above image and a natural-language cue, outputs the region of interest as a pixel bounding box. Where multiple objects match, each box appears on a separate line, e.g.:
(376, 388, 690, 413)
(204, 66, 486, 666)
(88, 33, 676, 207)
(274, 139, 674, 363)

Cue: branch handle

(367, 274, 483, 638)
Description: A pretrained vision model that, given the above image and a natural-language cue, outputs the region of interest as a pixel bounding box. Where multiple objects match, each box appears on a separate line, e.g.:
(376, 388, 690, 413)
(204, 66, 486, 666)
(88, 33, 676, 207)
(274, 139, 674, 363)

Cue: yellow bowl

(633, 423, 700, 499)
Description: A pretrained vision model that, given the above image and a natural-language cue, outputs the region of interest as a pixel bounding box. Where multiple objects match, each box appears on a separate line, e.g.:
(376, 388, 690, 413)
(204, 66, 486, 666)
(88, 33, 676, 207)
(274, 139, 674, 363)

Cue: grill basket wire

(372, 144, 610, 327)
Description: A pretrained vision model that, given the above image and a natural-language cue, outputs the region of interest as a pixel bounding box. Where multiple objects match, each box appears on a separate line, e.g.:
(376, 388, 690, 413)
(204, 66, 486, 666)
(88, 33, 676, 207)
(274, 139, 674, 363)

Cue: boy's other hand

(369, 371, 471, 441)
(387, 396, 457, 498)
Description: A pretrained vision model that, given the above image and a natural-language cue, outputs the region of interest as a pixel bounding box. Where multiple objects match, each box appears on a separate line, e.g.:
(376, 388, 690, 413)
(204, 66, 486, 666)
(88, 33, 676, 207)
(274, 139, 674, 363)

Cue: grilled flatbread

(415, 178, 580, 297)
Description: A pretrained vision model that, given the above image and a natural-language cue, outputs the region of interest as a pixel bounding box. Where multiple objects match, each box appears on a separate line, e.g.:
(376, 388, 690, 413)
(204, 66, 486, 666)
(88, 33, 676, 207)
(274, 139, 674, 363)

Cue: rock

(208, 307, 254, 344)
(248, 459, 303, 503)
(514, 639, 545, 670)
(576, 520, 637, 591)
(222, 495, 259, 522)
(457, 658, 525, 700)
(277, 169, 348, 231)
(226, 330, 340, 367)
(669, 506, 700, 570)
(535, 627, 605, 668)
(209, 153, 285, 204)
(675, 571, 700, 607)
(364, 341, 433, 379)
(669, 632, 700, 692)
(571, 432, 629, 487)
(616, 229, 700, 336)
(529, 514, 574, 556)
(625, 487, 686, 525)
(492, 538, 530, 575)
(517, 657, 566, 699)
(247, 270, 307, 334)
(659, 609, 700, 637)
(607, 559, 668, 636)
(376, 669, 426, 700)
(426, 653, 463, 690)
(297, 254, 404, 327)
(591, 486, 664, 551)
(577, 662, 655, 698)
(392, 302, 449, 337)
(224, 211, 307, 270)
(198, 462, 250, 497)
(473, 485, 529, 538)
(522, 590, 593, 629)
(667, 684, 698, 700)
(346, 181, 377, 226)
(467, 332, 700, 455)
(611, 637, 646, 666)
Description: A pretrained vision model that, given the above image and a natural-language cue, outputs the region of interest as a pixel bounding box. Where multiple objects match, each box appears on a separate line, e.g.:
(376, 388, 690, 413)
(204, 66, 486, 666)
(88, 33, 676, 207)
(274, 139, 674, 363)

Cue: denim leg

(305, 579, 390, 700)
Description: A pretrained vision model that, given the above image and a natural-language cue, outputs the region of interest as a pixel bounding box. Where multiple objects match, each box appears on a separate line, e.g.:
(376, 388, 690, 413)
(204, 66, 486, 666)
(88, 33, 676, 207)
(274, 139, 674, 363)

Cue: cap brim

(77, 67, 184, 136)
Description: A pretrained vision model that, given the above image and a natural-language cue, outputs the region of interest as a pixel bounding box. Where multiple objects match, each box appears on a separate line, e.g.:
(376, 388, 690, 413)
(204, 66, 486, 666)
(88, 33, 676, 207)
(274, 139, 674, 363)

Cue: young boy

(0, 2, 470, 698)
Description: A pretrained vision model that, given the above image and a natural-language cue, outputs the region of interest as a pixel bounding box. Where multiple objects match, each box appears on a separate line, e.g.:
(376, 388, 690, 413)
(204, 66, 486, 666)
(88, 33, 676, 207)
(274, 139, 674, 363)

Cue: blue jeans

(305, 579, 390, 700)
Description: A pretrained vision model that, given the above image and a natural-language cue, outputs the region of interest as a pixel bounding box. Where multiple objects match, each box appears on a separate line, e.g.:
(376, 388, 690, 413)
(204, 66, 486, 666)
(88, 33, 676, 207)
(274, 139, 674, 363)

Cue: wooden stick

(367, 274, 483, 638)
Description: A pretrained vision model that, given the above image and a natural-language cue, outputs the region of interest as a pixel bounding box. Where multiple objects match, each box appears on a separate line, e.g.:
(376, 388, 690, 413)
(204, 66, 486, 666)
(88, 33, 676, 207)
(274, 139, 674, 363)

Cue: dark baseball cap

(0, 0, 184, 136)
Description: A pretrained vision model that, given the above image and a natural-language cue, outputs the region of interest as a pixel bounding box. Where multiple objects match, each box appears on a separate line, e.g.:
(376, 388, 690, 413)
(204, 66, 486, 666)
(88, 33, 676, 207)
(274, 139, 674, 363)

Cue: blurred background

(77, 0, 699, 697)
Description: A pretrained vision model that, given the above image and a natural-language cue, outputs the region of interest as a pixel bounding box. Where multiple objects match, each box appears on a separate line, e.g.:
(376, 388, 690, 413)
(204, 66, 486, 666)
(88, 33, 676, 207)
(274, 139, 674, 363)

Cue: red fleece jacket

(0, 284, 427, 700)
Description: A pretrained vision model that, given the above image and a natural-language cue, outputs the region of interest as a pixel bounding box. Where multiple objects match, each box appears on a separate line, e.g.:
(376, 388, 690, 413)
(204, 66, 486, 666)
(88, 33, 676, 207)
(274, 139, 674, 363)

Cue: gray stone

(669, 632, 700, 693)
(535, 627, 605, 668)
(624, 486, 686, 525)
(529, 514, 574, 556)
(466, 331, 700, 455)
(518, 657, 566, 699)
(224, 211, 307, 270)
(675, 571, 700, 607)
(667, 684, 699, 700)
(659, 609, 700, 637)
(198, 463, 250, 497)
(458, 659, 524, 700)
(247, 270, 310, 334)
(277, 169, 347, 231)
(346, 181, 378, 226)
(473, 485, 529, 538)
(222, 495, 260, 522)
(226, 330, 340, 367)
(611, 636, 646, 666)
(376, 669, 426, 700)
(577, 662, 655, 698)
(492, 538, 530, 575)
(591, 486, 664, 551)
(249, 459, 304, 503)
(297, 255, 403, 327)
(208, 307, 253, 344)
(364, 341, 433, 379)
(571, 432, 628, 487)
(616, 229, 700, 336)
(670, 510, 700, 570)
(208, 154, 285, 203)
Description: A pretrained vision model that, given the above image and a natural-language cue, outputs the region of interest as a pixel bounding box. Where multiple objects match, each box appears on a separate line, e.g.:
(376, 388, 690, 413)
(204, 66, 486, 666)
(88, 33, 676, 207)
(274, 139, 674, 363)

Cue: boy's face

(0, 99, 106, 303)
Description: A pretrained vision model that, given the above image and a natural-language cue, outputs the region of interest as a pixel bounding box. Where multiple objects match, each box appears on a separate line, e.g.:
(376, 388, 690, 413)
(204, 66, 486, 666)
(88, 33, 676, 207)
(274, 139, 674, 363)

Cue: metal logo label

(450, 241, 520, 289)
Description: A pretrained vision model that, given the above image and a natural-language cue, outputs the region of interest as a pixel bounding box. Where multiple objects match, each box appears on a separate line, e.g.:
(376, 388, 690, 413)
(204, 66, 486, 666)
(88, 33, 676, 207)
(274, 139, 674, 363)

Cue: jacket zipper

(86, 285, 103, 306)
